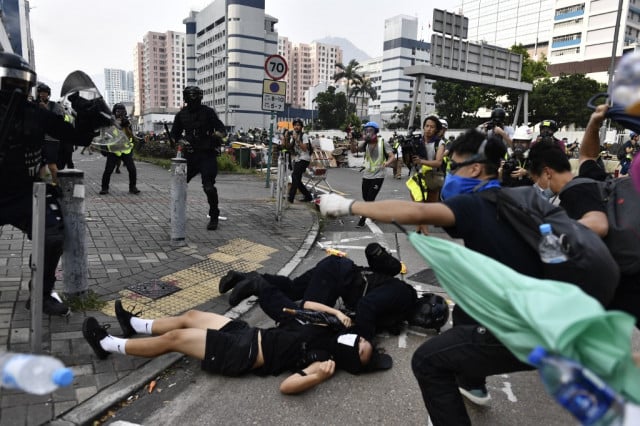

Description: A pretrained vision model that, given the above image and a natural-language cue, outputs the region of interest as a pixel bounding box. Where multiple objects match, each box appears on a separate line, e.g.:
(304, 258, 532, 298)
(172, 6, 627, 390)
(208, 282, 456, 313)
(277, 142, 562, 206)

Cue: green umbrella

(408, 233, 640, 403)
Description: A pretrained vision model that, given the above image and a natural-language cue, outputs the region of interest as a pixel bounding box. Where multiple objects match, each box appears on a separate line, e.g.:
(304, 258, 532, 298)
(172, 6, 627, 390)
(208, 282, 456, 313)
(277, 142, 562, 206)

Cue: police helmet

(183, 86, 203, 104)
(363, 121, 380, 133)
(112, 103, 127, 115)
(292, 117, 304, 126)
(540, 119, 558, 132)
(439, 119, 448, 129)
(409, 293, 449, 332)
(491, 106, 506, 123)
(0, 52, 37, 95)
(36, 83, 51, 94)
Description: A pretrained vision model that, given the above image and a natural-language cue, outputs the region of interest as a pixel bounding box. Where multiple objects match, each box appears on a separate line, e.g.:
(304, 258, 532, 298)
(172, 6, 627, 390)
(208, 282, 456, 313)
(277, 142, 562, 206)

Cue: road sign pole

(265, 111, 275, 188)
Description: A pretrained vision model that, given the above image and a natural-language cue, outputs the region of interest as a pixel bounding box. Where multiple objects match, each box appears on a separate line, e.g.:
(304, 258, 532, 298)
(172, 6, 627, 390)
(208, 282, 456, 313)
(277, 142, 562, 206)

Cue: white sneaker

(459, 386, 492, 406)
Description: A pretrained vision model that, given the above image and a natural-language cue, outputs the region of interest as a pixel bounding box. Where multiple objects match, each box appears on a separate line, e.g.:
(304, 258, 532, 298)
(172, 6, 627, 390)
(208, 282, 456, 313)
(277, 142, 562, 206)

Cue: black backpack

(479, 187, 619, 305)
(561, 176, 640, 275)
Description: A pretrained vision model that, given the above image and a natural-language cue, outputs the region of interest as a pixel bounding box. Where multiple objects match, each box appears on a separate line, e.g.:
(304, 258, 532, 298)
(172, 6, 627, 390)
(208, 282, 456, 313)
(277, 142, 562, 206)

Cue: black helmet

(540, 119, 558, 132)
(36, 83, 51, 94)
(491, 106, 506, 123)
(409, 293, 449, 332)
(292, 117, 304, 126)
(112, 103, 127, 115)
(0, 52, 37, 95)
(183, 86, 203, 106)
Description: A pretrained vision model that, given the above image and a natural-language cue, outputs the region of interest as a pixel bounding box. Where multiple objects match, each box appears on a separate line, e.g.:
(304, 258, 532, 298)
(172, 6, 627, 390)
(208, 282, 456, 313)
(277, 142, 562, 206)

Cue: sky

(29, 0, 443, 97)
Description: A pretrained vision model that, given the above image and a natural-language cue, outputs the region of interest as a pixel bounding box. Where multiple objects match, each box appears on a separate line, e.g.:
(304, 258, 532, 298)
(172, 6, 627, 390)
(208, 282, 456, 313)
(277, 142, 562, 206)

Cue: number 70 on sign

(264, 54, 288, 80)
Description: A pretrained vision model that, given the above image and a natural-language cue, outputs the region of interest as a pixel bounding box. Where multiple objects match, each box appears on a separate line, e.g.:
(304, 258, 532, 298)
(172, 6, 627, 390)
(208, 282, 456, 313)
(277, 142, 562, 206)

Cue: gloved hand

(318, 193, 355, 217)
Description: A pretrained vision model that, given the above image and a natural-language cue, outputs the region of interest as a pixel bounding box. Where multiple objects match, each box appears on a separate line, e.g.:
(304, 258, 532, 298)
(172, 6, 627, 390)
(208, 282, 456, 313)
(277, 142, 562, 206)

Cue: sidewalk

(0, 152, 319, 426)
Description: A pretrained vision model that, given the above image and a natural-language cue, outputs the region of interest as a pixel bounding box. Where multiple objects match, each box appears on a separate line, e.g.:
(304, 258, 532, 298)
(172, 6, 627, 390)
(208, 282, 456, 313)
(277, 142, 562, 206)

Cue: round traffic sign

(264, 54, 288, 80)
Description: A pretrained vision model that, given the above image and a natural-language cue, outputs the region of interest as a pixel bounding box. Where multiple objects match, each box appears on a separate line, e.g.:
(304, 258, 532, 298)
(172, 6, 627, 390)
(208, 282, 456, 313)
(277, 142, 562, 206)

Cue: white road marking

(501, 381, 518, 402)
(398, 331, 408, 348)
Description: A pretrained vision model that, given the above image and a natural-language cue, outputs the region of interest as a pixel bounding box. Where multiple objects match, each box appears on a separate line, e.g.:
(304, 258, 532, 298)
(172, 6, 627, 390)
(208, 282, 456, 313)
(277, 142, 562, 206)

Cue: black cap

(365, 243, 402, 276)
(333, 332, 393, 375)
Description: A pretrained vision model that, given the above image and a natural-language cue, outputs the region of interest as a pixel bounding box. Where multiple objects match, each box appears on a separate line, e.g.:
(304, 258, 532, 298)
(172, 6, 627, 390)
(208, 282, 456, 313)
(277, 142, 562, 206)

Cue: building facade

(132, 31, 186, 131)
(104, 68, 134, 107)
(183, 0, 279, 131)
(380, 15, 433, 125)
(0, 0, 33, 62)
(278, 37, 343, 109)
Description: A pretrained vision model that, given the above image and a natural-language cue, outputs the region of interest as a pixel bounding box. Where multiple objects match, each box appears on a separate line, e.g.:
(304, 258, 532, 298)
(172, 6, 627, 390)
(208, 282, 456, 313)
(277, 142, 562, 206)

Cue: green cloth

(408, 233, 640, 402)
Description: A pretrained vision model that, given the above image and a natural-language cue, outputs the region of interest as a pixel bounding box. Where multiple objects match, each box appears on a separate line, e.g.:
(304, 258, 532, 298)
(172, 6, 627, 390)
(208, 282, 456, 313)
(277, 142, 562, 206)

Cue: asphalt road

(101, 167, 639, 426)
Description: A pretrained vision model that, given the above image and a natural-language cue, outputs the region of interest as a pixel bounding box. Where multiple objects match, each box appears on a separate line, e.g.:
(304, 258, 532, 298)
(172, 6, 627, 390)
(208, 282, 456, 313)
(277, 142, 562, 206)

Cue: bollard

(30, 182, 46, 353)
(170, 157, 188, 246)
(57, 169, 89, 297)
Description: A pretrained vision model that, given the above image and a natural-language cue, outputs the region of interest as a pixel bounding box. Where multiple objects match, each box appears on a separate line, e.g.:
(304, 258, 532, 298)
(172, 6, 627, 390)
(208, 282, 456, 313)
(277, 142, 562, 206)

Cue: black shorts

(42, 140, 60, 164)
(201, 320, 259, 376)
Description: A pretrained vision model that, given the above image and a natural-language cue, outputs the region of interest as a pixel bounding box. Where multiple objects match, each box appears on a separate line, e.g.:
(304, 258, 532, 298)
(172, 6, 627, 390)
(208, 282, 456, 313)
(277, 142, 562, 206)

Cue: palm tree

(333, 59, 363, 112)
(351, 78, 377, 118)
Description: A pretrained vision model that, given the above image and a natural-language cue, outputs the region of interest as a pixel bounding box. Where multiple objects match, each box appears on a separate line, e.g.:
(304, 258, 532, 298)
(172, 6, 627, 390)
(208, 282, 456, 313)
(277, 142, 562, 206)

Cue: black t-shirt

(442, 193, 544, 325)
(257, 321, 336, 376)
(560, 160, 607, 220)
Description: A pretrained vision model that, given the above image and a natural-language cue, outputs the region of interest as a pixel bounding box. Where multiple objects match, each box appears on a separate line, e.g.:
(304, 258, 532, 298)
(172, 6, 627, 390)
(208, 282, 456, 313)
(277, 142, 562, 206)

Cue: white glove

(319, 193, 355, 217)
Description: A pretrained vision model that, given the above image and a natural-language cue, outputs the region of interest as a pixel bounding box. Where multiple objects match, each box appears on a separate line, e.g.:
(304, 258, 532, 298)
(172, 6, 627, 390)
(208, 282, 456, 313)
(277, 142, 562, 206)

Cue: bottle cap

(539, 223, 551, 234)
(527, 346, 547, 366)
(52, 368, 74, 387)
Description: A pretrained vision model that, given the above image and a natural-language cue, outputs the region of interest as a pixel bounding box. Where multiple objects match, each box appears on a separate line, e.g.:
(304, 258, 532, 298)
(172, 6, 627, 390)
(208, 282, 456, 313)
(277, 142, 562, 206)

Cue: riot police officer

(0, 52, 100, 316)
(99, 103, 139, 195)
(170, 86, 226, 230)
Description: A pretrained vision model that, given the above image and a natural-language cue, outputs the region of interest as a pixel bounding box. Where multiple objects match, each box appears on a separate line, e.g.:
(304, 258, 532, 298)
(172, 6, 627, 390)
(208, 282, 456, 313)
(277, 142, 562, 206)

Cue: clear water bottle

(0, 352, 74, 395)
(538, 223, 568, 263)
(175, 145, 183, 159)
(528, 346, 626, 425)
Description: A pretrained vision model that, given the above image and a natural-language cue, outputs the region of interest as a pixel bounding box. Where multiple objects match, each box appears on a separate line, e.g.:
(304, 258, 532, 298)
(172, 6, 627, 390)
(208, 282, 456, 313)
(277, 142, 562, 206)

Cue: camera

(399, 133, 422, 159)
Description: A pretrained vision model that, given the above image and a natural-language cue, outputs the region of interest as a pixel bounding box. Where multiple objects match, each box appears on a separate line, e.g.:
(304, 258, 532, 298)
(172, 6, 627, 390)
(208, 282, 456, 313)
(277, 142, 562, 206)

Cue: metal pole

(57, 169, 88, 297)
(30, 182, 46, 353)
(170, 156, 188, 246)
(608, 0, 625, 88)
(212, 52, 216, 111)
(265, 111, 275, 188)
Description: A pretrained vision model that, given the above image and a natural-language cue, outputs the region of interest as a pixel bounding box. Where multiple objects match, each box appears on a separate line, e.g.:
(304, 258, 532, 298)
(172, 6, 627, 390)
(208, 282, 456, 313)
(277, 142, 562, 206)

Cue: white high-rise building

(380, 15, 433, 125)
(104, 68, 134, 107)
(184, 0, 279, 130)
(547, 0, 640, 82)
(458, 0, 554, 58)
(359, 57, 383, 120)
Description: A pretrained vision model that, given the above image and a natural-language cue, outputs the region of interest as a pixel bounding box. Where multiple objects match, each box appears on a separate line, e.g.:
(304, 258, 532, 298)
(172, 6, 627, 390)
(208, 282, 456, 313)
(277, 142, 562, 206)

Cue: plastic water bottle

(538, 223, 568, 263)
(175, 145, 183, 159)
(528, 347, 626, 425)
(0, 352, 74, 395)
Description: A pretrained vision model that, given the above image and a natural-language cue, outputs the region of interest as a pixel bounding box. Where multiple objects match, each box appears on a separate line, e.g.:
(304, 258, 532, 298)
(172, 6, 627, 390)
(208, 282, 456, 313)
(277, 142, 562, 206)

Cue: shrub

(137, 140, 175, 159)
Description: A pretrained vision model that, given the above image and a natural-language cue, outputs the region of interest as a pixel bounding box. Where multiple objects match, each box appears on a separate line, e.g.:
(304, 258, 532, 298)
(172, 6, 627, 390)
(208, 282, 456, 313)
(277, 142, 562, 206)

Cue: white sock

(131, 317, 154, 335)
(100, 335, 128, 355)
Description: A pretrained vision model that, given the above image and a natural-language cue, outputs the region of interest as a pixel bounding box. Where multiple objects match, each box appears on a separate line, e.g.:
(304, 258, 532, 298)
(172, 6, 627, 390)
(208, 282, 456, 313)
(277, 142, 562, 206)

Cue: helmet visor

(0, 67, 36, 93)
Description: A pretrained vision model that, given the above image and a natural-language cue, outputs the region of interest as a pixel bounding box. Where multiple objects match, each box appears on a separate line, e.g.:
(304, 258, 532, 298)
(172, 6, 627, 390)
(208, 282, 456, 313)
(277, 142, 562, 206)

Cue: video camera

(398, 131, 422, 159)
(485, 120, 504, 131)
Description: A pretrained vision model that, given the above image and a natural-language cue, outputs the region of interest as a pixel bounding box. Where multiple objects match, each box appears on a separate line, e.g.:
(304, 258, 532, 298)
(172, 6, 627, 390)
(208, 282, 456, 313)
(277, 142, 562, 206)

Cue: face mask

(441, 174, 485, 200)
(364, 132, 377, 143)
(534, 183, 555, 200)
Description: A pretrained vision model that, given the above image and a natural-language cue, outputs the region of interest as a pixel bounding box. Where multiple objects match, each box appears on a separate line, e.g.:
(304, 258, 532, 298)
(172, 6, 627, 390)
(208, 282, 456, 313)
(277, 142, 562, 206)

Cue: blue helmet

(364, 121, 379, 133)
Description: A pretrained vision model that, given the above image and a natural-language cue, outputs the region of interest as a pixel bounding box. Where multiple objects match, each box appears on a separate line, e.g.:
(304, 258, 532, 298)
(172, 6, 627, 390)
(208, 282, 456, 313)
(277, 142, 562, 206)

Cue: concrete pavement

(0, 151, 319, 426)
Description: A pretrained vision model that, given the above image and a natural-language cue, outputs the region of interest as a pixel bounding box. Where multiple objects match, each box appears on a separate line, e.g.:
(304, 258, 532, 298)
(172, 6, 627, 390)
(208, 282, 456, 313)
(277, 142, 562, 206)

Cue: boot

(228, 275, 267, 307)
(219, 270, 246, 294)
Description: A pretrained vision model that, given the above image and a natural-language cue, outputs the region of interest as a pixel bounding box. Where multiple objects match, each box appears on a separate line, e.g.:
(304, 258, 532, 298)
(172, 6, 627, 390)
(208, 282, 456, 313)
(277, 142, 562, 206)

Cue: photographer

(411, 116, 445, 234)
(285, 117, 313, 204)
(531, 119, 566, 156)
(483, 106, 513, 147)
(500, 126, 534, 187)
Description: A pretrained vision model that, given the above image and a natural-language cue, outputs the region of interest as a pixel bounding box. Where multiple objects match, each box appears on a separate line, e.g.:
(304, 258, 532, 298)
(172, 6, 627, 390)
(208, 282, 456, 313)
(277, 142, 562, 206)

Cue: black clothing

(0, 98, 90, 299)
(101, 151, 137, 191)
(563, 160, 640, 328)
(201, 320, 259, 376)
(501, 156, 533, 187)
(171, 105, 225, 219)
(443, 193, 543, 325)
(288, 159, 312, 203)
(412, 192, 546, 425)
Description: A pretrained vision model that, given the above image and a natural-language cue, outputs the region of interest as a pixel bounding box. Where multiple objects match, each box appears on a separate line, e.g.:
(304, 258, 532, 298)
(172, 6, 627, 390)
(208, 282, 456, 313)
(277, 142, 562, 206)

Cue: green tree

(529, 73, 607, 128)
(333, 59, 363, 112)
(315, 86, 348, 129)
(433, 82, 488, 128)
(351, 77, 377, 119)
(385, 103, 421, 130)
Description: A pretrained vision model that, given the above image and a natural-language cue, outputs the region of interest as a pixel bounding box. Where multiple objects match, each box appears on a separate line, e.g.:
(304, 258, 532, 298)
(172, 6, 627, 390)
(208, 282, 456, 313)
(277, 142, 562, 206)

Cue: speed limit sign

(264, 54, 288, 81)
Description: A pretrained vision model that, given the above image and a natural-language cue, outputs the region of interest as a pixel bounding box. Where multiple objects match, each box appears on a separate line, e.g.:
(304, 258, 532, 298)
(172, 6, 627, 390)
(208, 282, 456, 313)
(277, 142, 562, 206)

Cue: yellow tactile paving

(104, 239, 277, 319)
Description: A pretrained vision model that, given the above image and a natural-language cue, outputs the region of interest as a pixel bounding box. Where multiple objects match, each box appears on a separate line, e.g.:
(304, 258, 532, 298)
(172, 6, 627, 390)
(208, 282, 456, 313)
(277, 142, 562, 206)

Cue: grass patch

(63, 290, 107, 312)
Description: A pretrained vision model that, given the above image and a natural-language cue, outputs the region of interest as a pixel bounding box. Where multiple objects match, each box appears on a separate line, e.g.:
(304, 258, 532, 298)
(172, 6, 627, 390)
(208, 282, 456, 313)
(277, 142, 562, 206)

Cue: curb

(55, 210, 320, 425)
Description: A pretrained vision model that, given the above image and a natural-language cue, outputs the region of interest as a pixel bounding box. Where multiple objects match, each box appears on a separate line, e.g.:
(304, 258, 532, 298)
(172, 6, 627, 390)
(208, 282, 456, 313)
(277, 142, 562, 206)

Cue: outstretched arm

(580, 104, 608, 164)
(302, 301, 352, 328)
(279, 360, 336, 394)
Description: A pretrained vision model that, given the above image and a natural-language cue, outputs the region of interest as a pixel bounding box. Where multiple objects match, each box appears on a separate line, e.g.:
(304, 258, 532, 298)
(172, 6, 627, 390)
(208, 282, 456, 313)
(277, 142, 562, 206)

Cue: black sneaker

(115, 300, 141, 338)
(219, 270, 246, 294)
(82, 317, 111, 360)
(129, 187, 140, 194)
(99, 188, 109, 195)
(42, 296, 71, 316)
